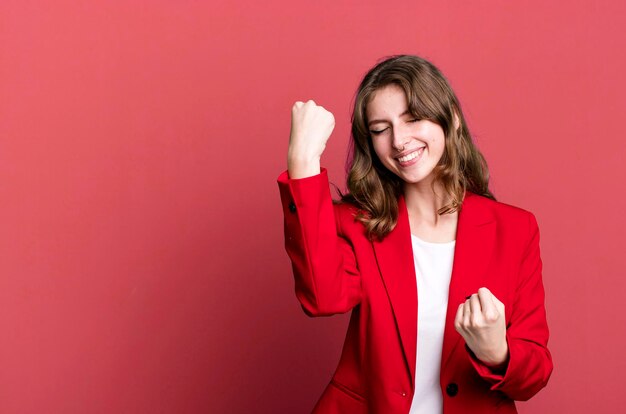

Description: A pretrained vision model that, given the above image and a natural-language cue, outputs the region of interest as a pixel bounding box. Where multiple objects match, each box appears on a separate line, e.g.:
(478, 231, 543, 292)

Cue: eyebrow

(367, 109, 411, 127)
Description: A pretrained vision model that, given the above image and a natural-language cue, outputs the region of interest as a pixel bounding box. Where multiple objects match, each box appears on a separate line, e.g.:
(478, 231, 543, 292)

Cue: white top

(408, 234, 455, 414)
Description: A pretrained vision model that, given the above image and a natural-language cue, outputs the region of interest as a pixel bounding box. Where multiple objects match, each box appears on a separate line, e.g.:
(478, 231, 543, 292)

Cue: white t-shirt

(408, 234, 455, 414)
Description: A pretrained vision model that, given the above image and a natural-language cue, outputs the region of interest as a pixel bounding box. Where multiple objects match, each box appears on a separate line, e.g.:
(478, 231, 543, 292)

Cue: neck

(403, 179, 456, 226)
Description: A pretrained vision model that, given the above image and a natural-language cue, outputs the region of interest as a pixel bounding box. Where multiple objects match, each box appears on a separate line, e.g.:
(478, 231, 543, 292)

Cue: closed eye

(370, 128, 387, 135)
(370, 119, 420, 135)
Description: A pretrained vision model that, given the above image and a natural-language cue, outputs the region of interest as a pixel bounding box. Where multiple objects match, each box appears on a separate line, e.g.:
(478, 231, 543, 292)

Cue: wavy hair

(336, 54, 496, 241)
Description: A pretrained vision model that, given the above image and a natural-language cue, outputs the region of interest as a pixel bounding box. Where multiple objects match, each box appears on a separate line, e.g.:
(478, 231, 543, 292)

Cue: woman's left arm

(465, 212, 554, 401)
(457, 213, 553, 401)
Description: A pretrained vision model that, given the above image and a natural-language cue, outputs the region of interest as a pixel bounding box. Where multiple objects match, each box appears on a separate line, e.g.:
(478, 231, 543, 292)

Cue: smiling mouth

(397, 147, 425, 163)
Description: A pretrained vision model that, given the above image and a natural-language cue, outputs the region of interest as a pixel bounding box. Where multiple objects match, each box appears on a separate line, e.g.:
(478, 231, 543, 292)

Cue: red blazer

(277, 168, 553, 414)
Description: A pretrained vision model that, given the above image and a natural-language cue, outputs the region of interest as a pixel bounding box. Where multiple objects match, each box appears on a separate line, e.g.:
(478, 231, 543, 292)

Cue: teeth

(398, 147, 424, 163)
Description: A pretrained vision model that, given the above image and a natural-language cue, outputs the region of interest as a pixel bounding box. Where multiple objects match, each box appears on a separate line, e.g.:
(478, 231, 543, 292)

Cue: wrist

(477, 342, 509, 370)
(287, 154, 321, 179)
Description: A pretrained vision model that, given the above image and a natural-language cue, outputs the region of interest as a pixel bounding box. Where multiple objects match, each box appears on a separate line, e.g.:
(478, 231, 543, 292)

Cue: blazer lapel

(371, 190, 496, 390)
(371, 194, 418, 389)
(440, 191, 496, 373)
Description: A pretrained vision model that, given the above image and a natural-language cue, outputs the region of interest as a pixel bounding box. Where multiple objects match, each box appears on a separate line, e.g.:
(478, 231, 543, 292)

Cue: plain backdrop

(1, 0, 625, 413)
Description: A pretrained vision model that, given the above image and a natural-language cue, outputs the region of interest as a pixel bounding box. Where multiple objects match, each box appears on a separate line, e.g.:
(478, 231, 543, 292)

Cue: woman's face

(366, 83, 446, 187)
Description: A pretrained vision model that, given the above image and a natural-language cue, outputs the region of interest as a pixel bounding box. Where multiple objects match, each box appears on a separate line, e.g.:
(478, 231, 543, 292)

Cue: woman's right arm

(276, 100, 362, 317)
(286, 99, 333, 179)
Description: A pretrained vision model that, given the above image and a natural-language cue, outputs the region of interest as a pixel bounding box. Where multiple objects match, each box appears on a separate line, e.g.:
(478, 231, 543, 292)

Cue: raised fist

(287, 100, 335, 176)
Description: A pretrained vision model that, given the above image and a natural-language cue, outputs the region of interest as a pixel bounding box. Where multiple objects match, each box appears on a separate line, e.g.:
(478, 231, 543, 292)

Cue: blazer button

(446, 383, 459, 397)
(289, 201, 297, 213)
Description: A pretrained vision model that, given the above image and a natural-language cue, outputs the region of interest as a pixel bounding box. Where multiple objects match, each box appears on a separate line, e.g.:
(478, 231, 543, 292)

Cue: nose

(392, 124, 411, 151)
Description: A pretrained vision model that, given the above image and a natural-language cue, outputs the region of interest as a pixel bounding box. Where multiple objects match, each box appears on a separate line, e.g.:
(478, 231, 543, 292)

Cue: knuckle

(484, 311, 498, 322)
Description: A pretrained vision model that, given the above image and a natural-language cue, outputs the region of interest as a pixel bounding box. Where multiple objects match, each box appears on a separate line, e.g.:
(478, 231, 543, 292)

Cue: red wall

(1, 1, 625, 412)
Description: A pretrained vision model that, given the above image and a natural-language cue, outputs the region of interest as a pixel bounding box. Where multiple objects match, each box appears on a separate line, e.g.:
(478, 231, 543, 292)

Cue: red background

(1, 1, 624, 413)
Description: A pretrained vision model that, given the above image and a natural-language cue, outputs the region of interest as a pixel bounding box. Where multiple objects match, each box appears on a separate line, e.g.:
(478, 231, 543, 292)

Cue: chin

(399, 171, 436, 186)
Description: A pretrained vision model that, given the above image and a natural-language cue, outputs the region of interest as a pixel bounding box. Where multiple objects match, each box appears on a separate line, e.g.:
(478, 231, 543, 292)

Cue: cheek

(371, 141, 386, 159)
(428, 133, 446, 153)
(434, 137, 446, 152)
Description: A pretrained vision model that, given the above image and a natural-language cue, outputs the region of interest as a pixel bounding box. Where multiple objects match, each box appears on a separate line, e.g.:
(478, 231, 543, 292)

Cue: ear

(453, 112, 461, 132)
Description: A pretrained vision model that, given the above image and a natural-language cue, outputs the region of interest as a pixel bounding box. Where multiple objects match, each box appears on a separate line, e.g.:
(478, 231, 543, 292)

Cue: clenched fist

(287, 100, 335, 179)
(454, 287, 509, 370)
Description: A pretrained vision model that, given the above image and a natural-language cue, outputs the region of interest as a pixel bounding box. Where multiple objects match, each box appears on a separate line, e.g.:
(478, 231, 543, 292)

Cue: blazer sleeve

(466, 211, 554, 400)
(277, 167, 363, 317)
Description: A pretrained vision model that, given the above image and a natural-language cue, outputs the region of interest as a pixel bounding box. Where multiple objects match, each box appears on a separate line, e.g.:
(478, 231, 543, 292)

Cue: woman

(276, 54, 553, 413)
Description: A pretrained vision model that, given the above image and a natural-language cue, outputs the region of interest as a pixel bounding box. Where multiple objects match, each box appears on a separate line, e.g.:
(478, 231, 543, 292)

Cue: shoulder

(465, 191, 539, 231)
(331, 196, 374, 240)
(332, 198, 363, 223)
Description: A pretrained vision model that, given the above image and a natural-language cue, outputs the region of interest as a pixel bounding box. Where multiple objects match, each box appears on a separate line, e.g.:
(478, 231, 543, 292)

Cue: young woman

(277, 55, 553, 414)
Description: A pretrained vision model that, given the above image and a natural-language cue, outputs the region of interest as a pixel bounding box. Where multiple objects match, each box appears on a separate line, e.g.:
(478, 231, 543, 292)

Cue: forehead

(366, 84, 409, 118)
